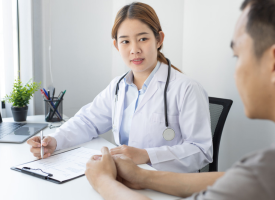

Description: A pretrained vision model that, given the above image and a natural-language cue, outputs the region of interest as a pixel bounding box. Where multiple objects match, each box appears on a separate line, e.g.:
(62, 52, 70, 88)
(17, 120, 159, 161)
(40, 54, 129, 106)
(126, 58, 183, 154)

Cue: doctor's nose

(130, 43, 141, 55)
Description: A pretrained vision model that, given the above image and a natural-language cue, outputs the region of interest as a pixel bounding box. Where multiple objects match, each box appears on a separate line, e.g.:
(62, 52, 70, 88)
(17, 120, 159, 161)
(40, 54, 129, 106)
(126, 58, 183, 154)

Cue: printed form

(16, 147, 101, 182)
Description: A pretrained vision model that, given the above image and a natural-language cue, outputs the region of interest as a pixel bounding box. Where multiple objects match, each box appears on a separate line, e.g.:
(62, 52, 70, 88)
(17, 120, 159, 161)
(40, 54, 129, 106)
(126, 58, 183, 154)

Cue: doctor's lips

(131, 58, 144, 65)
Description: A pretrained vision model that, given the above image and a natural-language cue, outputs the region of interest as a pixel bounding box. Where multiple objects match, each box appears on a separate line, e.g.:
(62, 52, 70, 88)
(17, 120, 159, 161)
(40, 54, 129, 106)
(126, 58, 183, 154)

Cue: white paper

(16, 147, 101, 182)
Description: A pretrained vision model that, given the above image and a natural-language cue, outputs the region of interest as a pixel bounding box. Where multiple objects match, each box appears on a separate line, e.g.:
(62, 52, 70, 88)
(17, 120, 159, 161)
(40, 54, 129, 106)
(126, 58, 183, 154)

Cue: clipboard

(11, 147, 101, 184)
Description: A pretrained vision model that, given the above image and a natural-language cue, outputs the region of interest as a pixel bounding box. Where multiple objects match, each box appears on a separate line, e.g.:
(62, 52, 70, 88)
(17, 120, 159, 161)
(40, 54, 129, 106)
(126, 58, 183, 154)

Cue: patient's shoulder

(189, 145, 275, 200)
(234, 144, 275, 169)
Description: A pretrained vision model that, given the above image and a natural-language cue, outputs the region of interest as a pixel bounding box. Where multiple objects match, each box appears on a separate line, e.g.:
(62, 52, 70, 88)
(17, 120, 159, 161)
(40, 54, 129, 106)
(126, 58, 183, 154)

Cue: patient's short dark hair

(241, 0, 275, 58)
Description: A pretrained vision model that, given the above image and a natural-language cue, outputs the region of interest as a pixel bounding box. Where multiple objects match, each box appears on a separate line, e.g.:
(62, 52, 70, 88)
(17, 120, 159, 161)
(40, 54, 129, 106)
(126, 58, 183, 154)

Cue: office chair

(200, 97, 233, 172)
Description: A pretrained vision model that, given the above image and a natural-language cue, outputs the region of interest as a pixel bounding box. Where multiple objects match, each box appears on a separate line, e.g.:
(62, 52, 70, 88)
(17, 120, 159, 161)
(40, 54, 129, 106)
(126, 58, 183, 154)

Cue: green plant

(4, 78, 41, 107)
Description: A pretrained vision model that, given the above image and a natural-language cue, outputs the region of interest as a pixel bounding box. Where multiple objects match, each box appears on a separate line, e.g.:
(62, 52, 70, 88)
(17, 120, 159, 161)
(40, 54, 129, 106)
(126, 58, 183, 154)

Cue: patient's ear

(270, 45, 275, 85)
(113, 40, 119, 51)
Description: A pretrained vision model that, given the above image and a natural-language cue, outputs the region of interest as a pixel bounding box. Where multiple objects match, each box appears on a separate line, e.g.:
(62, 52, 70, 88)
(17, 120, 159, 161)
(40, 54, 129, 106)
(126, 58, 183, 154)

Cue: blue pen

(43, 88, 48, 98)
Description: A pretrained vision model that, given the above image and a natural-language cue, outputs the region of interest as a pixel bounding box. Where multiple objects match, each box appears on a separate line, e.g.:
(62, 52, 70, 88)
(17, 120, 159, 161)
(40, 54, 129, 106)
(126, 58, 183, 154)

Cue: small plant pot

(11, 106, 28, 122)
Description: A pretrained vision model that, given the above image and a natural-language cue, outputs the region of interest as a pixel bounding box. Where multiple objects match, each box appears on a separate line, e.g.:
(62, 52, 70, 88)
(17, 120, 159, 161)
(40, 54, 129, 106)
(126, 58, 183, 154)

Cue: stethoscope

(112, 58, 175, 141)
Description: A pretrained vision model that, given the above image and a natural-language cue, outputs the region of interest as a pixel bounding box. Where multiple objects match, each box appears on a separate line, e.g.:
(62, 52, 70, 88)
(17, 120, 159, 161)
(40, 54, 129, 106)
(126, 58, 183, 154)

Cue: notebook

(0, 111, 48, 143)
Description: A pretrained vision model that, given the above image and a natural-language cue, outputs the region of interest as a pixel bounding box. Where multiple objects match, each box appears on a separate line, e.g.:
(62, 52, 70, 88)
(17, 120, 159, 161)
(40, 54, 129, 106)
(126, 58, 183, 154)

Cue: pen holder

(44, 97, 63, 122)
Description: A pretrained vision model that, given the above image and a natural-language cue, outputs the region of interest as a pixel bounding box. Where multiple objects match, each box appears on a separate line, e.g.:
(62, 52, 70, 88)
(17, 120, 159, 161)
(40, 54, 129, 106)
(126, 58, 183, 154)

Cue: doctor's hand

(110, 145, 150, 164)
(113, 155, 146, 190)
(85, 147, 117, 193)
(27, 136, 57, 159)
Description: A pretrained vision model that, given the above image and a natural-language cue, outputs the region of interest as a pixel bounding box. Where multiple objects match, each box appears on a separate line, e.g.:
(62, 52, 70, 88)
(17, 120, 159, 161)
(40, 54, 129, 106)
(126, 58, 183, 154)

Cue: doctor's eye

(139, 38, 148, 42)
(121, 40, 129, 44)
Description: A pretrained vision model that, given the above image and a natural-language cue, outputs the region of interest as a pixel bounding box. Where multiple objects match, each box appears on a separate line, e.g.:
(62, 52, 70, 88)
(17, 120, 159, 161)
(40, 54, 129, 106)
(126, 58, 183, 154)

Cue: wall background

(29, 0, 275, 171)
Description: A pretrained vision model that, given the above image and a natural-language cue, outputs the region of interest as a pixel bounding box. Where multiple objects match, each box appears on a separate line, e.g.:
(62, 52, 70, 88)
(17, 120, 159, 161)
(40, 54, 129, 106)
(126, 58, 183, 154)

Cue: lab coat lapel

(135, 76, 159, 113)
(156, 62, 176, 83)
(135, 62, 176, 113)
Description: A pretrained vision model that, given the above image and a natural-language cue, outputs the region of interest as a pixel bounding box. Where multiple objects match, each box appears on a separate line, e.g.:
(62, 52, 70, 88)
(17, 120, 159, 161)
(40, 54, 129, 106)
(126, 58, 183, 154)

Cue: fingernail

(37, 144, 41, 147)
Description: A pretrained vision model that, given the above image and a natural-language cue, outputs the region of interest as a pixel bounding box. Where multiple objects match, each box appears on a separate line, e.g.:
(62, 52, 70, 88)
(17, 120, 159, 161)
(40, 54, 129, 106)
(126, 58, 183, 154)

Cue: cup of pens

(40, 89, 66, 122)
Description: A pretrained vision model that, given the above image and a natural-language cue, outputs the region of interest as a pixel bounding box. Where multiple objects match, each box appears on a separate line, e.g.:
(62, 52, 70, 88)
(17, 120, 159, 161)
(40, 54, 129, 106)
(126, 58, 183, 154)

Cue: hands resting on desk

(86, 147, 151, 200)
(26, 137, 224, 200)
(85, 147, 224, 200)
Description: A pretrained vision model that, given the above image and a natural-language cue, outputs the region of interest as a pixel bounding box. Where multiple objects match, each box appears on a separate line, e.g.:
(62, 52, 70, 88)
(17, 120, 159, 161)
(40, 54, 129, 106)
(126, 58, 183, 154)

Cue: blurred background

(1, 0, 275, 171)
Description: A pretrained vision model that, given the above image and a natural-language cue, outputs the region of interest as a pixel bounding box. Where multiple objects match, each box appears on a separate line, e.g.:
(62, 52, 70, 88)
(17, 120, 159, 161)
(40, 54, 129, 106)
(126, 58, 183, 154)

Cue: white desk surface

(0, 115, 178, 200)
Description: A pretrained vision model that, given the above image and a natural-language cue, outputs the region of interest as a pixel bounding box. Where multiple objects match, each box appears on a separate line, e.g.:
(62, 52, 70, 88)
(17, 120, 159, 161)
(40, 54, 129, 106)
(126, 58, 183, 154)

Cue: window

(0, 0, 21, 115)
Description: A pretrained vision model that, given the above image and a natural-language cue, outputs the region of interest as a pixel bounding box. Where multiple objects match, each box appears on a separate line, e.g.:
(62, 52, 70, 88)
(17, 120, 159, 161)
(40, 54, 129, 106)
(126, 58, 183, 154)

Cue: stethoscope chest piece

(163, 128, 175, 141)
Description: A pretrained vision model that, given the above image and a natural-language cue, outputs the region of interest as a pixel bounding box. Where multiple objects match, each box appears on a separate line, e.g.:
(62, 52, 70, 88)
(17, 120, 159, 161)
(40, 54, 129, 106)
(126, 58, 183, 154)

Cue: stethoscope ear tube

(115, 72, 129, 97)
(164, 58, 171, 128)
(113, 72, 129, 131)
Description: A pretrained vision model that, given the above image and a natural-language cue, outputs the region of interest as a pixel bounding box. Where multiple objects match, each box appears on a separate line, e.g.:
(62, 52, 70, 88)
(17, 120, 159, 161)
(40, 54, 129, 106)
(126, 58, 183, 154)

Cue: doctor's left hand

(85, 147, 117, 193)
(110, 145, 150, 164)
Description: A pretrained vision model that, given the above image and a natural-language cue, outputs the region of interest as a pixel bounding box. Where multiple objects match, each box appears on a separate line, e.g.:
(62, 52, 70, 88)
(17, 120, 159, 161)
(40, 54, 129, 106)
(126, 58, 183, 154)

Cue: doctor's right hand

(27, 136, 57, 159)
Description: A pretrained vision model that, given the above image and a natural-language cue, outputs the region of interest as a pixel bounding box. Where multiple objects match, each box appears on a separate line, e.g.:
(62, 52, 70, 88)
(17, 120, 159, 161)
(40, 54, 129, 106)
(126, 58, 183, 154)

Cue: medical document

(16, 147, 101, 182)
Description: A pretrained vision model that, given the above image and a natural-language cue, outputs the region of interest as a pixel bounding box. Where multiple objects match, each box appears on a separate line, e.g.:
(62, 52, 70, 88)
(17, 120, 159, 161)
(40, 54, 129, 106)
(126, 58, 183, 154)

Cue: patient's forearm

(98, 177, 151, 200)
(140, 170, 224, 198)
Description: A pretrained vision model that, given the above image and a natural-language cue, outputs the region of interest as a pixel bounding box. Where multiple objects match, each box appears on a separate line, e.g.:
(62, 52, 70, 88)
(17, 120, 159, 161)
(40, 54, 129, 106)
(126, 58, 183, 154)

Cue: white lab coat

(50, 62, 213, 173)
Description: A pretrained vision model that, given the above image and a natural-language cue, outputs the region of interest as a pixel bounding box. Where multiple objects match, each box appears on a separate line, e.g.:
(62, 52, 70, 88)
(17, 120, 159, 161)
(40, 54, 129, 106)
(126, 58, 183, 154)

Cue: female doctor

(27, 2, 213, 173)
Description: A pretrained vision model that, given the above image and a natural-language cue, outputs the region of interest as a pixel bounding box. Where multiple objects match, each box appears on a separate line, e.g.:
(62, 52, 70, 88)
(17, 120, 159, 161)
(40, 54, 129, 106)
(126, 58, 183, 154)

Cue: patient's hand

(85, 147, 117, 193)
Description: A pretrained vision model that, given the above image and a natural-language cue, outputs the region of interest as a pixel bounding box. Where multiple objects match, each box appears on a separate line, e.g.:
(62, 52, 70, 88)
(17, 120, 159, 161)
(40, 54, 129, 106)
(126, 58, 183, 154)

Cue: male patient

(85, 0, 275, 199)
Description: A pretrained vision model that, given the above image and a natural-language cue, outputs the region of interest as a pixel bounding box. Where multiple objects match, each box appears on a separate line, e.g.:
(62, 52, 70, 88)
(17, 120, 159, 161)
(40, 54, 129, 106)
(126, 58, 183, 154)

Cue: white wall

(44, 0, 113, 117)
(32, 0, 115, 142)
(182, 0, 275, 171)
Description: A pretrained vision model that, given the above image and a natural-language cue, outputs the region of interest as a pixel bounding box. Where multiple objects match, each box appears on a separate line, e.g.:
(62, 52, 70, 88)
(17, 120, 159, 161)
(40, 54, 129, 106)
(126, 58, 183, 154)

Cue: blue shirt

(119, 61, 161, 145)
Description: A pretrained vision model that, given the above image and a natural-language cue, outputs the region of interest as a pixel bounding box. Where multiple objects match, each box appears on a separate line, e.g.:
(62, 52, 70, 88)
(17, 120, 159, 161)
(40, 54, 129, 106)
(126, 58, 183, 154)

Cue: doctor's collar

(124, 70, 134, 85)
(123, 61, 161, 86)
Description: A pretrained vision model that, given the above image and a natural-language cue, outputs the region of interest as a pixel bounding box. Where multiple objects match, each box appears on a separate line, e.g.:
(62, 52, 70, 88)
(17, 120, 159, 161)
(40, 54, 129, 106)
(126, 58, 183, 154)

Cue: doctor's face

(114, 19, 161, 74)
(232, 6, 275, 120)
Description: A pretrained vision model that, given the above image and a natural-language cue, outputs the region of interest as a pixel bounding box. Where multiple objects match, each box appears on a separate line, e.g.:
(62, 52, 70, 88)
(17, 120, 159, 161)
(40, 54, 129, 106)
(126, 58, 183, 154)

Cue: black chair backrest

(200, 97, 233, 172)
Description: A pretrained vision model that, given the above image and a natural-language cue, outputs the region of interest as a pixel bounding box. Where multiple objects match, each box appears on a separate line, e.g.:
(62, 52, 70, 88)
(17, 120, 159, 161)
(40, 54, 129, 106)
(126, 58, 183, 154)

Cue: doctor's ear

(157, 31, 165, 49)
(113, 40, 119, 51)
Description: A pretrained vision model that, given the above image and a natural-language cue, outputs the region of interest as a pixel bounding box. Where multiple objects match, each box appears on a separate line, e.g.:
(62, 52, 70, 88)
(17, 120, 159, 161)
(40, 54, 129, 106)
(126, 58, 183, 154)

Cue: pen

(52, 88, 55, 99)
(40, 130, 44, 159)
(47, 90, 51, 117)
(48, 90, 51, 100)
(43, 88, 49, 98)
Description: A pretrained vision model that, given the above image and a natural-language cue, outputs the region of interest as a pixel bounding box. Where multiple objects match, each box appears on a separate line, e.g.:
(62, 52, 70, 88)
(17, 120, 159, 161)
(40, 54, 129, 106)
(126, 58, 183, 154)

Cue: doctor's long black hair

(111, 2, 182, 73)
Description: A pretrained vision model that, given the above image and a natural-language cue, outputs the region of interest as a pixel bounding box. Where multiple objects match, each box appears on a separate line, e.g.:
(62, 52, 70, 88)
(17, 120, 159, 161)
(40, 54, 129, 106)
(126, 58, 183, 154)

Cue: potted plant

(4, 78, 41, 122)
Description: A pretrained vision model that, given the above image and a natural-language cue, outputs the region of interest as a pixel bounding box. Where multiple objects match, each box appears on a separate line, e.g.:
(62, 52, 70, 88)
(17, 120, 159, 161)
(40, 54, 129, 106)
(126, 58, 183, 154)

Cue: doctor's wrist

(141, 149, 150, 164)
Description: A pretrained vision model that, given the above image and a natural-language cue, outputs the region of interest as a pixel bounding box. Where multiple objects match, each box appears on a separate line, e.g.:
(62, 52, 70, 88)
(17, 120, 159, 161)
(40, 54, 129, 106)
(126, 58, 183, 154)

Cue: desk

(0, 115, 178, 200)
